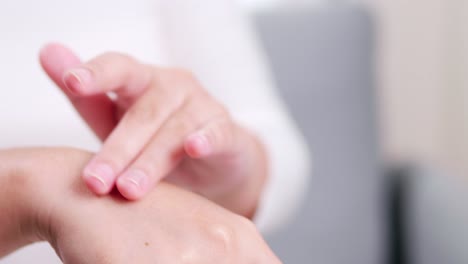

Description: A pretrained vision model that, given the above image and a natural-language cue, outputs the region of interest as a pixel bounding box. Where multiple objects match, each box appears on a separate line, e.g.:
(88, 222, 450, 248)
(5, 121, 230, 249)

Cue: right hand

(40, 44, 268, 219)
(1, 148, 281, 264)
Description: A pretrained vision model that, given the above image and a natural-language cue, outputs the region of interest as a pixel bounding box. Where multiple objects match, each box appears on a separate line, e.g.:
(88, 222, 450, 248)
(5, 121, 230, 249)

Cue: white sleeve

(155, 0, 312, 234)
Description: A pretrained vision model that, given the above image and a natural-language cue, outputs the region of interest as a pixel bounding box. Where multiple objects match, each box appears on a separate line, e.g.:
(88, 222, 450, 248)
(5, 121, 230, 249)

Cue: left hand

(0, 147, 281, 264)
(39, 43, 268, 217)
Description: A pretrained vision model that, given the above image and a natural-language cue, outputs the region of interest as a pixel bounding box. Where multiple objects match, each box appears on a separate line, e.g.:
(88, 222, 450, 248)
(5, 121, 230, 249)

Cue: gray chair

(254, 4, 387, 263)
(404, 165, 468, 264)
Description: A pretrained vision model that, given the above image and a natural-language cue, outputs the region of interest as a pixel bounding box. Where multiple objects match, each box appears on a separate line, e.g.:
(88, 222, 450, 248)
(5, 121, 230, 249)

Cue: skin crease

(39, 43, 268, 219)
(0, 147, 282, 264)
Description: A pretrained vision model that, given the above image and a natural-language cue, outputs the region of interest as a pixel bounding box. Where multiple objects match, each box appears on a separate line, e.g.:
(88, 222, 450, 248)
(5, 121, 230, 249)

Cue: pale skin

(0, 43, 275, 262)
(39, 43, 269, 218)
(0, 147, 281, 263)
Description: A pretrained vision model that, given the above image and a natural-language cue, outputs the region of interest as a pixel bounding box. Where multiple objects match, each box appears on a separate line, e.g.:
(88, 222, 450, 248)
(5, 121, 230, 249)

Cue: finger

(116, 101, 211, 200)
(184, 117, 239, 159)
(39, 43, 116, 140)
(82, 86, 187, 195)
(62, 52, 153, 107)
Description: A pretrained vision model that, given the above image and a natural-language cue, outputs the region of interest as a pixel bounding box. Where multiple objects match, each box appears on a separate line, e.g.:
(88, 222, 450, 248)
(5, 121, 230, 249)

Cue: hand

(0, 147, 281, 263)
(39, 44, 267, 217)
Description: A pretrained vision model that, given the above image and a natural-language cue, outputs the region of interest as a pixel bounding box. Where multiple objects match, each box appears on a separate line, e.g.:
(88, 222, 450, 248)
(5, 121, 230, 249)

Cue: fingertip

(116, 178, 144, 200)
(185, 134, 211, 158)
(39, 44, 51, 64)
(82, 161, 116, 195)
(83, 174, 112, 195)
(116, 170, 149, 200)
(39, 42, 82, 89)
(39, 42, 73, 64)
(39, 42, 60, 59)
(39, 43, 60, 72)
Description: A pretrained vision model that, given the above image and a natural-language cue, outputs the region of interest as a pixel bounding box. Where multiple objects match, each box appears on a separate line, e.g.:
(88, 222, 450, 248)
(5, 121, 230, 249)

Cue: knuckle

(178, 222, 236, 264)
(160, 68, 201, 93)
(172, 116, 195, 135)
(165, 104, 201, 136)
(207, 222, 236, 252)
(97, 51, 133, 64)
(125, 97, 161, 124)
(181, 102, 207, 126)
(87, 52, 134, 75)
(88, 52, 115, 69)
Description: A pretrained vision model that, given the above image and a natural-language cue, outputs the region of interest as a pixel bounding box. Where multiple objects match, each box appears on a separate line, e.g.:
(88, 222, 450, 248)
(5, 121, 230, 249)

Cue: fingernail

(83, 162, 115, 193)
(63, 68, 92, 94)
(120, 169, 148, 190)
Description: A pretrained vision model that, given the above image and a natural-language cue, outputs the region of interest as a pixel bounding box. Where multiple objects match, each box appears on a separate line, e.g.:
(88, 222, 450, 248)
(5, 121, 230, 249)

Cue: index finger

(62, 52, 154, 107)
(40, 43, 117, 140)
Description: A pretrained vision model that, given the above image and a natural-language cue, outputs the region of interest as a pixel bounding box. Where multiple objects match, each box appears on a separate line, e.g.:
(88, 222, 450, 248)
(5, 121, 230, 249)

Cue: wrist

(0, 149, 43, 257)
(0, 147, 90, 257)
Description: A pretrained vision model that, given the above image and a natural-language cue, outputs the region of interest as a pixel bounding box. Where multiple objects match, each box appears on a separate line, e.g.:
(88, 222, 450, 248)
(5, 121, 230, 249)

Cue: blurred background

(2, 0, 468, 263)
(241, 0, 468, 263)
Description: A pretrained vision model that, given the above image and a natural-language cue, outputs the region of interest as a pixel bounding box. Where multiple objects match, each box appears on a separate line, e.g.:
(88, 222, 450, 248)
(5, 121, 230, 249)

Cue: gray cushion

(254, 4, 386, 263)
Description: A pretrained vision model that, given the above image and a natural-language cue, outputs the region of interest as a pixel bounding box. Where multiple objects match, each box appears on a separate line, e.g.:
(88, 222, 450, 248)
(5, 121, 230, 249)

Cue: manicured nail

(190, 134, 211, 156)
(63, 68, 92, 94)
(83, 162, 115, 193)
(120, 169, 148, 190)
